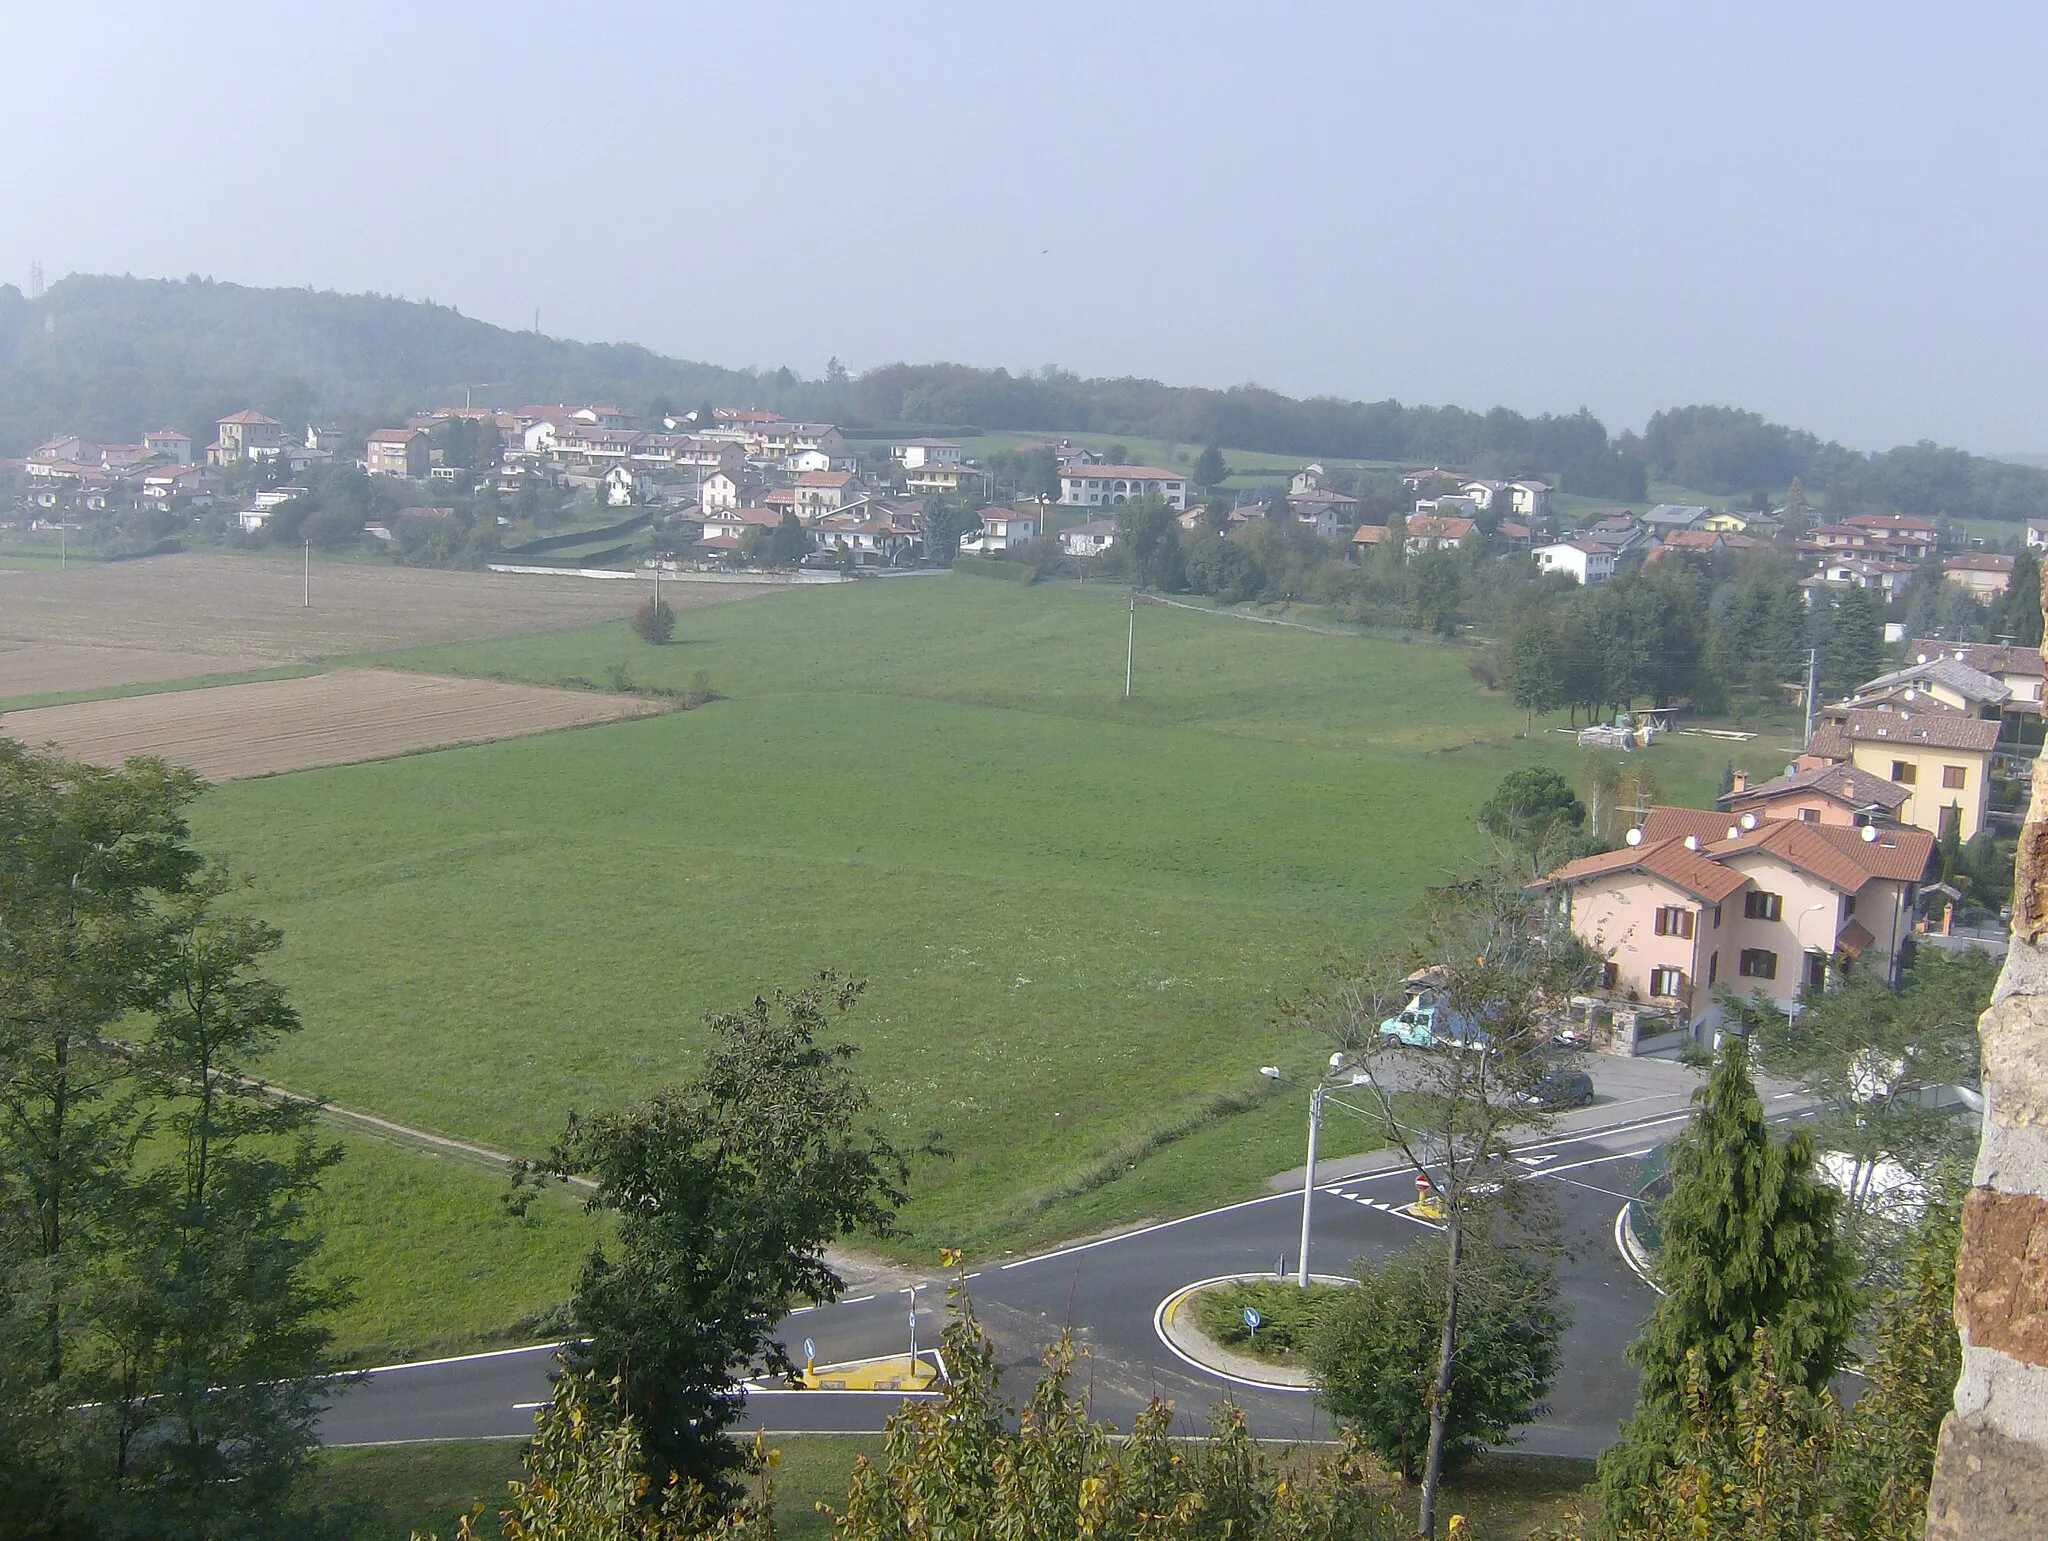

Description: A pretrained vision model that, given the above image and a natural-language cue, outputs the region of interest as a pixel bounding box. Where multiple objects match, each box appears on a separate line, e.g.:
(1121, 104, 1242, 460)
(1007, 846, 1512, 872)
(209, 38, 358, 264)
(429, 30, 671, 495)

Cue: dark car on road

(1526, 1064, 1595, 1109)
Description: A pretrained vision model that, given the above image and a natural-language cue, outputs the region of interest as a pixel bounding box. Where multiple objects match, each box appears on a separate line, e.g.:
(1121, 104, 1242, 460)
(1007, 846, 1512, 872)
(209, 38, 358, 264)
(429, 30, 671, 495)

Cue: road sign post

(1243, 1305, 1262, 1348)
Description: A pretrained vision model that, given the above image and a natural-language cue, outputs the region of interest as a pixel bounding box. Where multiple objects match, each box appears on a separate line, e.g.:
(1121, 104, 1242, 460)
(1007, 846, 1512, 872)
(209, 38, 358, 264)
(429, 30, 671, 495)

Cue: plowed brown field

(0, 552, 773, 663)
(0, 641, 275, 698)
(0, 669, 664, 780)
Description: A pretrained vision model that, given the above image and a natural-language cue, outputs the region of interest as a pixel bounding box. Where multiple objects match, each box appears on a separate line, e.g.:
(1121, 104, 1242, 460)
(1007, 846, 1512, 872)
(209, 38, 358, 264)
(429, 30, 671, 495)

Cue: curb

(1153, 1274, 1350, 1393)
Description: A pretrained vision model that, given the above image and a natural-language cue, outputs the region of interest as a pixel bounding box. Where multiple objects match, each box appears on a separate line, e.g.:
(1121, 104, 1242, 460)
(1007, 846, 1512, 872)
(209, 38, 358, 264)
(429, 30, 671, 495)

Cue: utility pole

(1803, 646, 1819, 750)
(1296, 1083, 1324, 1287)
(303, 540, 311, 607)
(1125, 589, 1136, 699)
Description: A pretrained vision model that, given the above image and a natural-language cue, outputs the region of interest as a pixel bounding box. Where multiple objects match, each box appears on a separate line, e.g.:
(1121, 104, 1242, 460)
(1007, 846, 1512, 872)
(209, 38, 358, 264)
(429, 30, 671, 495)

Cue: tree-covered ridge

(6, 273, 2046, 521)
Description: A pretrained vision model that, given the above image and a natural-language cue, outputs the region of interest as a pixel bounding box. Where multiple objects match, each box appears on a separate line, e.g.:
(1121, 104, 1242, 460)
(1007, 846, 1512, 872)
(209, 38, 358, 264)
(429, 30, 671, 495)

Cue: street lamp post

(1296, 1082, 1325, 1287)
(1263, 1055, 1348, 1287)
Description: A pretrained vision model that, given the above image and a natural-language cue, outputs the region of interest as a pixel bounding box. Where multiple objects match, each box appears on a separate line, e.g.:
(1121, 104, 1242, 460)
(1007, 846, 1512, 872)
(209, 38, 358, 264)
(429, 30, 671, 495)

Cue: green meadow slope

(189, 578, 1749, 1265)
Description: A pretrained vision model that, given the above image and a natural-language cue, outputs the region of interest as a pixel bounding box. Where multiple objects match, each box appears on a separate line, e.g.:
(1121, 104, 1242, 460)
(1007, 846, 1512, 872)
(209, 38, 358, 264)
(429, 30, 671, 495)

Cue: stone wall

(1927, 570, 2048, 1536)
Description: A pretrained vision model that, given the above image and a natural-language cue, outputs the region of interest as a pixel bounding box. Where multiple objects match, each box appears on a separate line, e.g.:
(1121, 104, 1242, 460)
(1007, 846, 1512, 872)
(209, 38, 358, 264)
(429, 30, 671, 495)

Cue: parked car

(1378, 991, 1491, 1052)
(1525, 1064, 1595, 1109)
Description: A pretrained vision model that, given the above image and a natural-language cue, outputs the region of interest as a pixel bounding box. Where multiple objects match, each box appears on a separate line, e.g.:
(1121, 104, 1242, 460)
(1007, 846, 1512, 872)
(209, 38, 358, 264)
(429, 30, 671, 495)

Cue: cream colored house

(1943, 553, 2014, 597)
(1811, 707, 2001, 841)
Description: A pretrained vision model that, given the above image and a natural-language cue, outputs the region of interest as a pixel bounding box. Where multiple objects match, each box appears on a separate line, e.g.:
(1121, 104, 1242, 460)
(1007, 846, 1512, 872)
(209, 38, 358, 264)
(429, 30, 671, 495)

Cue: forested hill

(0, 275, 782, 455)
(4, 274, 2044, 522)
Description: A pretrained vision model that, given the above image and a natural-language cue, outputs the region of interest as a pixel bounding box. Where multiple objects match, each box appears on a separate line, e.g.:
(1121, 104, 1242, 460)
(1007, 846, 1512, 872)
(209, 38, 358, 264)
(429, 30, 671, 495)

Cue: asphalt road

(316, 1102, 1753, 1453)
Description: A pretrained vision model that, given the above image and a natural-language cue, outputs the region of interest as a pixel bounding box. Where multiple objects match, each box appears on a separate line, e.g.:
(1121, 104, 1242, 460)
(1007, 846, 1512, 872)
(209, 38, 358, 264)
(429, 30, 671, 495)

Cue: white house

(1056, 465, 1188, 510)
(700, 469, 762, 513)
(1535, 539, 1618, 584)
(1060, 519, 1117, 557)
(962, 509, 1039, 552)
(140, 428, 193, 464)
(604, 465, 652, 506)
(1459, 480, 1509, 512)
(890, 438, 963, 469)
(1509, 480, 1552, 520)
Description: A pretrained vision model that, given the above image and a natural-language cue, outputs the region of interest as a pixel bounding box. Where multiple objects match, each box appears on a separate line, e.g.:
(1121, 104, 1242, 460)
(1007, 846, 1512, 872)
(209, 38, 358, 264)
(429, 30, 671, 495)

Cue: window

(1799, 808, 1819, 823)
(1649, 967, 1685, 998)
(1599, 961, 1618, 989)
(1943, 765, 1967, 789)
(1804, 952, 1828, 990)
(1891, 760, 1917, 785)
(1744, 891, 1783, 922)
(1708, 950, 1719, 985)
(1739, 949, 1778, 980)
(1843, 895, 1857, 917)
(1653, 905, 1695, 938)
(1712, 904, 1723, 928)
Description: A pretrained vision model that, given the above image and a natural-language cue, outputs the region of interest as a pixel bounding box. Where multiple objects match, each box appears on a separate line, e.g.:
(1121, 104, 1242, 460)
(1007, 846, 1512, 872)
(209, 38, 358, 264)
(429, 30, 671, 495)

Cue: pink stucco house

(1535, 804, 1935, 1050)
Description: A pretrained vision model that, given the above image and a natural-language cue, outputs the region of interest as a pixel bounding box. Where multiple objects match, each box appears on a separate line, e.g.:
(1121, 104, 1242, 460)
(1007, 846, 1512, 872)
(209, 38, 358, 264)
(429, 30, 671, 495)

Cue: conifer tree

(1597, 1032, 1855, 1526)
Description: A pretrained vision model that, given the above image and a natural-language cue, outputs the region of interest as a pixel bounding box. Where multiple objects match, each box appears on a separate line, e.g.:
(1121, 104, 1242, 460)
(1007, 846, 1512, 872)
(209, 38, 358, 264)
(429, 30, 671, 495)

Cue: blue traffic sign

(803, 1338, 816, 1361)
(1243, 1306, 1262, 1329)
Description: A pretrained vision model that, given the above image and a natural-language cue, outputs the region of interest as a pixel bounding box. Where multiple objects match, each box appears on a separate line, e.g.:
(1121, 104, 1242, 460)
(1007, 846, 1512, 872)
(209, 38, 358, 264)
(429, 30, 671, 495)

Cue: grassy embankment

(180, 578, 1779, 1361)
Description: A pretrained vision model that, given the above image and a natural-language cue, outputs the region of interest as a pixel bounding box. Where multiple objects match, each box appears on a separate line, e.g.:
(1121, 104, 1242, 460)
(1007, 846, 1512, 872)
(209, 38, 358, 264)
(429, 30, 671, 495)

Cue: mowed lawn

(190, 578, 1754, 1267)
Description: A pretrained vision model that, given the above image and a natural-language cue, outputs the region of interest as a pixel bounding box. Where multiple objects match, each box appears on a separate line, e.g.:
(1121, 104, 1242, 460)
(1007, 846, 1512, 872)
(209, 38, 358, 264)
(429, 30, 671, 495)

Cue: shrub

(1192, 1280, 1345, 1362)
(632, 596, 676, 644)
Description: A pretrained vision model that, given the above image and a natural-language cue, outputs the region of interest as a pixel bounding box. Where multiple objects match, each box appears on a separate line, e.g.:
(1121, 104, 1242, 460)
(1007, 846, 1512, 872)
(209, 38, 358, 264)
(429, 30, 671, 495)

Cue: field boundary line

(1140, 594, 1362, 638)
(264, 1084, 600, 1191)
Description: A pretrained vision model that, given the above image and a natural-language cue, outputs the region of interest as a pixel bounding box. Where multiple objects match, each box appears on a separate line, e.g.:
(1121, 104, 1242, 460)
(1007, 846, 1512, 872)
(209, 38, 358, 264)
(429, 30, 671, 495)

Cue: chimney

(1730, 769, 1748, 794)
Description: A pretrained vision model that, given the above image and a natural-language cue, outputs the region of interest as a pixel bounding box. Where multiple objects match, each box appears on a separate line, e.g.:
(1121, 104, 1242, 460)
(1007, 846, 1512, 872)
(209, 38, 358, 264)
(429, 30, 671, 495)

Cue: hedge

(951, 554, 1037, 584)
(503, 513, 650, 556)
(507, 541, 638, 569)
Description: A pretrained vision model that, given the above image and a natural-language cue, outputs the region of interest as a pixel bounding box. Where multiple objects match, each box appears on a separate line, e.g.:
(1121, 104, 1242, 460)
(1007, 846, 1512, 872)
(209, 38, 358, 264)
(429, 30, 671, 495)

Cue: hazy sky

(4, 2, 2044, 452)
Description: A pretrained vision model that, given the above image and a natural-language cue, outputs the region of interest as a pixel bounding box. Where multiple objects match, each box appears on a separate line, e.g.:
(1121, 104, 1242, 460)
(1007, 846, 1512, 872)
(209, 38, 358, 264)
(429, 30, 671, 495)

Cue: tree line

(11, 276, 2048, 524)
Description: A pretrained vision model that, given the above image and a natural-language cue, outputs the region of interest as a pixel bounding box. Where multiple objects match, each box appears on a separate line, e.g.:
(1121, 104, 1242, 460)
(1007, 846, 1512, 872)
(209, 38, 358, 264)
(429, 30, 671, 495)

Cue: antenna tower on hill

(30, 259, 44, 298)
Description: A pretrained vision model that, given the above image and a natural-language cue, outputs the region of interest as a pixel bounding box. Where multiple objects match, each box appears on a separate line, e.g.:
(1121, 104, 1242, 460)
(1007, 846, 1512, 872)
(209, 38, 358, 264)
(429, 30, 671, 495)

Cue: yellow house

(1703, 511, 1750, 533)
(1817, 707, 2001, 841)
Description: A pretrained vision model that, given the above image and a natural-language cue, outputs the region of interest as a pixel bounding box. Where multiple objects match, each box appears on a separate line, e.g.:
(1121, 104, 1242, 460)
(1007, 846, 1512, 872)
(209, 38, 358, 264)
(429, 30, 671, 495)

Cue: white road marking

(512, 1401, 546, 1410)
(840, 1294, 876, 1305)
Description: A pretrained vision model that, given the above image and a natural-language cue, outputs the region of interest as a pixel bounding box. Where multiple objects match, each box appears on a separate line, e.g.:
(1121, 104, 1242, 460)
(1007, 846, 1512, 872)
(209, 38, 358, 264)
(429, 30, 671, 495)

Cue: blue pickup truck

(1377, 990, 1491, 1052)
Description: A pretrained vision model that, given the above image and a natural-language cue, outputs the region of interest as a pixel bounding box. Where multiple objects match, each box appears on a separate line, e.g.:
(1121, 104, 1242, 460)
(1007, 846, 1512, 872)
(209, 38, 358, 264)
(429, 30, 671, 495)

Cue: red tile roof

(1061, 465, 1184, 480)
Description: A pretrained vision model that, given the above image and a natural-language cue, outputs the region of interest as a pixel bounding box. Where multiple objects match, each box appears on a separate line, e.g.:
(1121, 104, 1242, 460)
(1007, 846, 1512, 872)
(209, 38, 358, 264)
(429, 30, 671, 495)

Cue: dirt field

(0, 668, 664, 780)
(0, 553, 774, 665)
(0, 641, 281, 698)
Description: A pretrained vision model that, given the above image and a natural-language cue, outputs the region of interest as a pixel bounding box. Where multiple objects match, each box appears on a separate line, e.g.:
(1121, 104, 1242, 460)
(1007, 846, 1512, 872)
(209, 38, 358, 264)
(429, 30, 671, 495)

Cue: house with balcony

(1056, 465, 1189, 510)
(890, 438, 962, 469)
(1535, 804, 1934, 1049)
(794, 470, 867, 518)
(960, 508, 1039, 553)
(209, 410, 287, 465)
(365, 427, 430, 479)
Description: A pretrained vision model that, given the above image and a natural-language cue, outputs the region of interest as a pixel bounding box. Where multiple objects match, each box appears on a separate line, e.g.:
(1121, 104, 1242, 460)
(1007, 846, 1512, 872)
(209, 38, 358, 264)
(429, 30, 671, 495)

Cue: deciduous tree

(523, 976, 926, 1500)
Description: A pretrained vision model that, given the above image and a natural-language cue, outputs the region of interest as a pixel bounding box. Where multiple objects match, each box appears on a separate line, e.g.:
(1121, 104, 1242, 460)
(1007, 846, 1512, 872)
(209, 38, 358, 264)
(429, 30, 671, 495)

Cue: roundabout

(1152, 1272, 1355, 1393)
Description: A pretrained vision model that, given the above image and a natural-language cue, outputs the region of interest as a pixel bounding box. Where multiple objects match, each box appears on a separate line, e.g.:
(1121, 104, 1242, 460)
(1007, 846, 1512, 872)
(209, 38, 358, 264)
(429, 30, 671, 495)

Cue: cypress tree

(1597, 1032, 1855, 1525)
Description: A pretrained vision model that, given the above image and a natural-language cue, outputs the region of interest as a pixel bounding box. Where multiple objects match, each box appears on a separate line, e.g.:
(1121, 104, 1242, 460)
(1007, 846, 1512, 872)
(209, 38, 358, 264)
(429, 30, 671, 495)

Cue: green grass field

(308, 1126, 605, 1366)
(179, 579, 1777, 1309)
